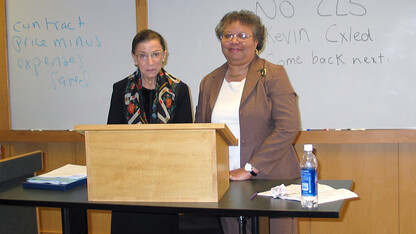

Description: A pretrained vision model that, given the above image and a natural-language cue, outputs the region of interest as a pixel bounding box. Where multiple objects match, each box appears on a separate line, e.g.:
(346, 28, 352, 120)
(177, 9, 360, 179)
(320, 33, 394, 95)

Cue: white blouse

(211, 78, 246, 170)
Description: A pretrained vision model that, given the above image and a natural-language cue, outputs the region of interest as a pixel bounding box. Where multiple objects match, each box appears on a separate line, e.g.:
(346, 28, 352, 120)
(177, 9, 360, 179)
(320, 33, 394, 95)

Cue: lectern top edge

(74, 123, 238, 146)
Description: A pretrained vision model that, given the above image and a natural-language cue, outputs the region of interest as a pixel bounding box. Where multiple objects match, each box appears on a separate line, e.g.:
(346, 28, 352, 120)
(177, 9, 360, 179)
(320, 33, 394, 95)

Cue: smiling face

(220, 21, 258, 66)
(132, 39, 166, 81)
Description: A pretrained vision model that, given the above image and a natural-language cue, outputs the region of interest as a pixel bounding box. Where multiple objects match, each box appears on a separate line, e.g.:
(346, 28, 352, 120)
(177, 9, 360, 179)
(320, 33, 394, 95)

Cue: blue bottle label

(301, 168, 317, 196)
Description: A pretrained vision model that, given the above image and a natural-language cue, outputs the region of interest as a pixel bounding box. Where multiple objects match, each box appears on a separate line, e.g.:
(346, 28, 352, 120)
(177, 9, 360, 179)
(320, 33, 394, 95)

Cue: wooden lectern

(75, 123, 237, 203)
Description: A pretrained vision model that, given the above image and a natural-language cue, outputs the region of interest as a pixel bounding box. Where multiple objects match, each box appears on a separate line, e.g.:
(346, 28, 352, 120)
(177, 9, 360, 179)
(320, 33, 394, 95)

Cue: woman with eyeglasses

(107, 29, 192, 125)
(195, 10, 301, 234)
(107, 29, 192, 234)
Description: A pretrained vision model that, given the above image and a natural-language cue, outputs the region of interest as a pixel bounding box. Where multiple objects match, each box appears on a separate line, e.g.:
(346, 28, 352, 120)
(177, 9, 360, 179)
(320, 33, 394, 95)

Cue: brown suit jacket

(195, 55, 301, 180)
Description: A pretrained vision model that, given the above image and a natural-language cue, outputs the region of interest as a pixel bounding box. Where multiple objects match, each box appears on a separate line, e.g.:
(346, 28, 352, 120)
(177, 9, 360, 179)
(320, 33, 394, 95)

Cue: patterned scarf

(124, 68, 180, 124)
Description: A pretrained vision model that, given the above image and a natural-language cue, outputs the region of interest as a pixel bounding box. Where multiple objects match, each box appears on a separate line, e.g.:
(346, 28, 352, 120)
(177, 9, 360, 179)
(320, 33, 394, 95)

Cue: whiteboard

(7, 0, 136, 130)
(148, 0, 416, 129)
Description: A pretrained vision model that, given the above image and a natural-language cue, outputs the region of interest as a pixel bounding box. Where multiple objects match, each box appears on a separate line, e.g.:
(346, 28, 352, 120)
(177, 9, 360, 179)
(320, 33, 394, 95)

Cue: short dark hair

(131, 29, 166, 54)
(215, 10, 266, 51)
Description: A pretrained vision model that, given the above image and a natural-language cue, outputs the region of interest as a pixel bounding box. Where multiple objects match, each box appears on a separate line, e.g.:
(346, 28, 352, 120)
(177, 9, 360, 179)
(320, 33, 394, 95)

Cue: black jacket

(107, 77, 193, 124)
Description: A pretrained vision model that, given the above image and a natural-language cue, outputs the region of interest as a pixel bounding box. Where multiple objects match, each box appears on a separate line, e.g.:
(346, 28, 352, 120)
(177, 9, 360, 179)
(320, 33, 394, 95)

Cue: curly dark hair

(215, 10, 266, 51)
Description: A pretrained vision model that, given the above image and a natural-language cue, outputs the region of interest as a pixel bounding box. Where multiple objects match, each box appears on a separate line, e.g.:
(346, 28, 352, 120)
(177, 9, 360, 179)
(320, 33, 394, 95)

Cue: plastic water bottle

(300, 144, 318, 208)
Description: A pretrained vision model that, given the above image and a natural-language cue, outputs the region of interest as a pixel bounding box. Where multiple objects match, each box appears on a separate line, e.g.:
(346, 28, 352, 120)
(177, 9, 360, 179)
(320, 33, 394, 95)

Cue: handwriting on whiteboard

(255, 0, 390, 67)
(8, 16, 100, 90)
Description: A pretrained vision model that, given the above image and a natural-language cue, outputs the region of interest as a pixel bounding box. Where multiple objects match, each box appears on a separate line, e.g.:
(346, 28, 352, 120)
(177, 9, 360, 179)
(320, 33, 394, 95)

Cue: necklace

(143, 78, 155, 85)
(227, 67, 248, 78)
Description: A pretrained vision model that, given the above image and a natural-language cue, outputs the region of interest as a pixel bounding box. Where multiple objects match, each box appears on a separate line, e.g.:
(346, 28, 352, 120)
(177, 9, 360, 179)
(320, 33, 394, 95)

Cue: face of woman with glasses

(220, 21, 258, 66)
(132, 39, 166, 81)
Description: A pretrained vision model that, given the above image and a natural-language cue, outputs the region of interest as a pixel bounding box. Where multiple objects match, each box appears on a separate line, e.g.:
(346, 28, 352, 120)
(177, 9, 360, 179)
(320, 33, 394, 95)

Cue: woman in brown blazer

(195, 10, 301, 234)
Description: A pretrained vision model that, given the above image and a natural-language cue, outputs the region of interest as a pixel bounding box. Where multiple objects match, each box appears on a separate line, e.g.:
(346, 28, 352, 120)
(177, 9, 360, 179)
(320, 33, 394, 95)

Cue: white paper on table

(26, 164, 87, 185)
(36, 164, 87, 180)
(258, 183, 358, 204)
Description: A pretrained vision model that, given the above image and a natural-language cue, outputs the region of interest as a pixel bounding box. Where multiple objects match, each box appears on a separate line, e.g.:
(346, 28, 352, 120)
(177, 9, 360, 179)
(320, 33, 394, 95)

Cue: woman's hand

(229, 167, 257, 181)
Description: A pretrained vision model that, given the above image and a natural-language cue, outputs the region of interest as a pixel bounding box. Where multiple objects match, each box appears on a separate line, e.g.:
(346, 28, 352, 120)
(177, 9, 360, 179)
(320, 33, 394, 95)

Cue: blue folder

(22, 177, 87, 191)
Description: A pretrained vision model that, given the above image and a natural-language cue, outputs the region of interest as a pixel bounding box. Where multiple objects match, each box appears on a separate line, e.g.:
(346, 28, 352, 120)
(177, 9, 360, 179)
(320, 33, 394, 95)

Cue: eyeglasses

(137, 51, 163, 61)
(220, 33, 252, 41)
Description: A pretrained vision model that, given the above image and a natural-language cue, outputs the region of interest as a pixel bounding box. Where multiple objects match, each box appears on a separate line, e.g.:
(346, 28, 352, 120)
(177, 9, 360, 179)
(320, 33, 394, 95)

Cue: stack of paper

(258, 183, 358, 204)
(23, 164, 87, 191)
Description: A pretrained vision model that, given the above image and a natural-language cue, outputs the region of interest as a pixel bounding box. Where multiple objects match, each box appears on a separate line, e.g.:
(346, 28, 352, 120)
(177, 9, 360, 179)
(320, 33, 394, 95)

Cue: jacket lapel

(240, 56, 263, 105)
(206, 56, 264, 120)
(207, 63, 227, 120)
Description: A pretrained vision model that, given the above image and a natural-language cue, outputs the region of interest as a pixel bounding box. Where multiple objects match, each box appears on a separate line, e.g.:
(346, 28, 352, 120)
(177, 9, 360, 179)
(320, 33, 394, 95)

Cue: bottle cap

(304, 144, 313, 151)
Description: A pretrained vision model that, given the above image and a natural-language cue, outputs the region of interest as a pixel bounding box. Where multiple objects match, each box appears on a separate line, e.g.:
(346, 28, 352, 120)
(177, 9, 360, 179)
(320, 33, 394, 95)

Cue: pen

(250, 192, 257, 200)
